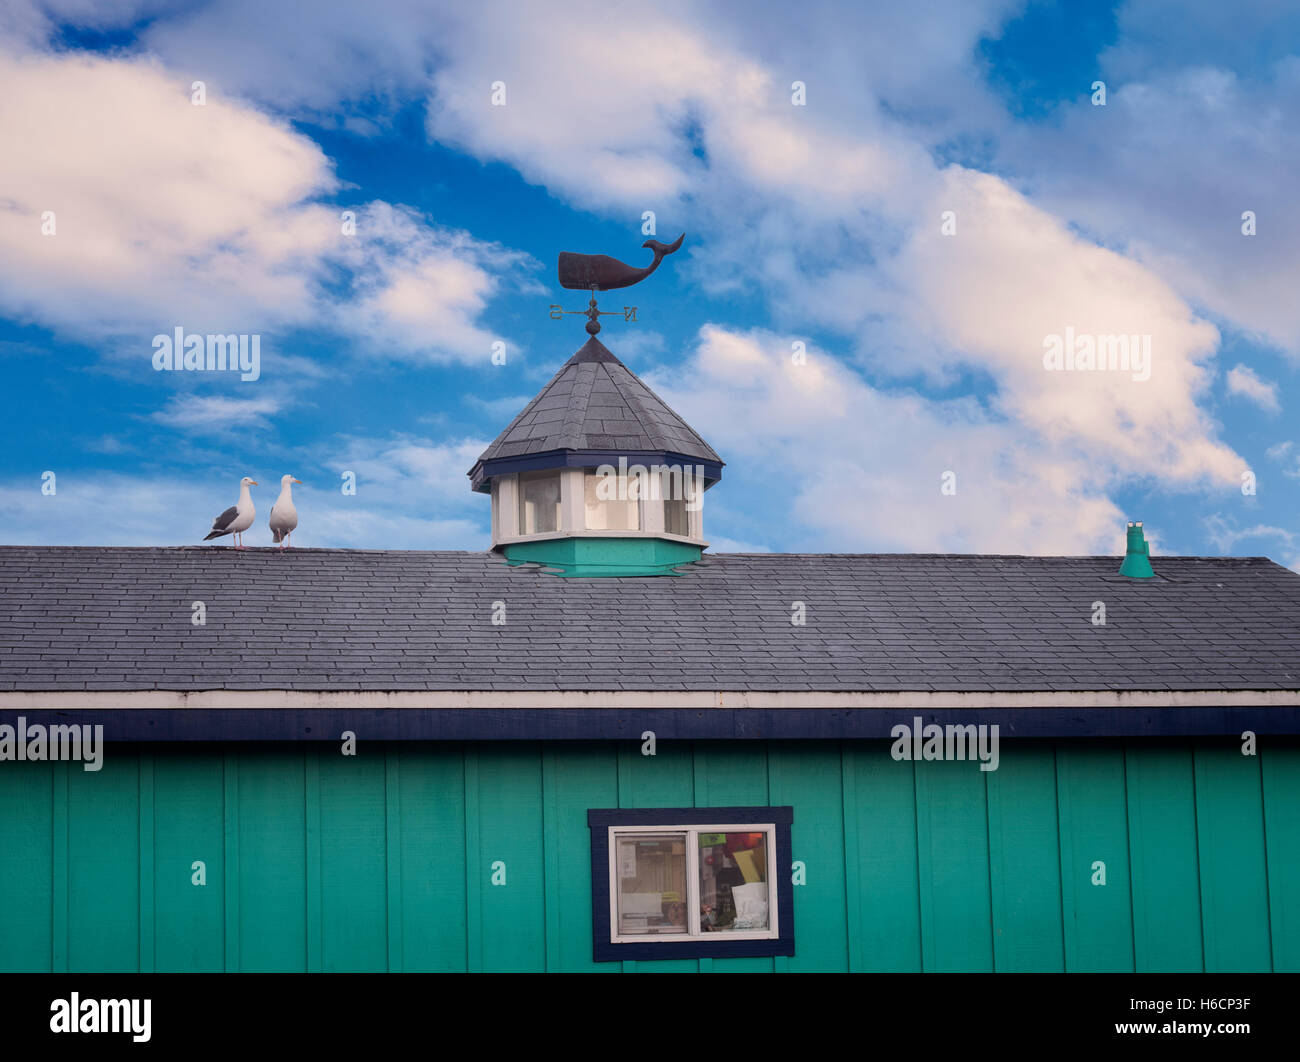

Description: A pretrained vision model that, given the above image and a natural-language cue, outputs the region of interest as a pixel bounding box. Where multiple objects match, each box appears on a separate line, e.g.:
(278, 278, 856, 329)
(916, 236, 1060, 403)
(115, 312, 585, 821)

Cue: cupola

(467, 335, 724, 576)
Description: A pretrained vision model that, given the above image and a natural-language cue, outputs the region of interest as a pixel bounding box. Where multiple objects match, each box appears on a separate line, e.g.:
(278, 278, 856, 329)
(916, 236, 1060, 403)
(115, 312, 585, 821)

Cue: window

(660, 466, 698, 537)
(663, 496, 688, 536)
(588, 806, 794, 961)
(517, 471, 561, 534)
(583, 471, 640, 531)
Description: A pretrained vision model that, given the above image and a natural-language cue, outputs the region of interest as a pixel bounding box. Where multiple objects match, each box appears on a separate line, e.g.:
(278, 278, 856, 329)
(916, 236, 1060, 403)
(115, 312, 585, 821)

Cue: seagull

(204, 477, 257, 548)
(269, 474, 302, 549)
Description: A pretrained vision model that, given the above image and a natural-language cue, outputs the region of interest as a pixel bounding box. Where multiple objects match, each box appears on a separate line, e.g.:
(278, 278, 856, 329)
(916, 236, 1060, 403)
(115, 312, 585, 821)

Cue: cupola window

(584, 470, 641, 531)
(518, 470, 561, 534)
(664, 496, 688, 537)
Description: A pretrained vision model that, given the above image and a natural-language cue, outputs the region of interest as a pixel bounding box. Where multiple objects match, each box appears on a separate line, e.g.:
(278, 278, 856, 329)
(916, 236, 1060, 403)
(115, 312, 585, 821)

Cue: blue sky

(1, 0, 1297, 566)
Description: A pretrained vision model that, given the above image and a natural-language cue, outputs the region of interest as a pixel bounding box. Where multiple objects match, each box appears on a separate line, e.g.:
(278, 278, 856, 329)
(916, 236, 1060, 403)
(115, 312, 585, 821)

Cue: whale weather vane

(549, 233, 685, 335)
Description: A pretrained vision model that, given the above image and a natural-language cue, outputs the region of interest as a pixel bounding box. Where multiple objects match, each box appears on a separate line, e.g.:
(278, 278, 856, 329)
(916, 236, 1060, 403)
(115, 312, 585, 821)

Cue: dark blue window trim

(587, 805, 795, 962)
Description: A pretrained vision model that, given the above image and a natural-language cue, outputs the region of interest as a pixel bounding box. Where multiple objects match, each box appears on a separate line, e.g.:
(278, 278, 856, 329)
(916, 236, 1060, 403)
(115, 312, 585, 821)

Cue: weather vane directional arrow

(549, 233, 684, 335)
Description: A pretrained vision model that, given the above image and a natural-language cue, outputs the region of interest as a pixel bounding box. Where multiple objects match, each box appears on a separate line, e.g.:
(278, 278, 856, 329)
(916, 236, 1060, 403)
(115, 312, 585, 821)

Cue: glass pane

(664, 497, 688, 536)
(698, 831, 769, 932)
(615, 833, 688, 935)
(518, 472, 560, 534)
(584, 472, 640, 531)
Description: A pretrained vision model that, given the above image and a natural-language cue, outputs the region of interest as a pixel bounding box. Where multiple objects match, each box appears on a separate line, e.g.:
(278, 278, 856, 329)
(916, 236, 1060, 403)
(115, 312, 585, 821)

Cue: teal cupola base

(502, 536, 703, 577)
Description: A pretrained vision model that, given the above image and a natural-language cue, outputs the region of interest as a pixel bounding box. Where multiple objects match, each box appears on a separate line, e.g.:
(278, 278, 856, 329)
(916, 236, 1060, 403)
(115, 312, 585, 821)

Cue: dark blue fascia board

(588, 806, 795, 962)
(468, 449, 724, 493)
(3, 705, 1298, 741)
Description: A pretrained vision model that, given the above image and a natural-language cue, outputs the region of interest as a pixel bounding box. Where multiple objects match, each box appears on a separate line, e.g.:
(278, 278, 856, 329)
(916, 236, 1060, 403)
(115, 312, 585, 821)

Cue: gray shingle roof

(1, 547, 1297, 693)
(475, 337, 722, 463)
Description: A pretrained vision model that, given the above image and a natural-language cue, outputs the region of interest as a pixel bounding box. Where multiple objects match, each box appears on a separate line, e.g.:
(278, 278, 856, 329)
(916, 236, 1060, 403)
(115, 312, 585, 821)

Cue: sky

(1, 0, 1297, 566)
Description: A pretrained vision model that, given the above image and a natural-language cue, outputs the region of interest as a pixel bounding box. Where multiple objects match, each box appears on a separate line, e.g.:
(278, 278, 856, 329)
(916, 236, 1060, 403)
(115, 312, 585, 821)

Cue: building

(2, 332, 1299, 973)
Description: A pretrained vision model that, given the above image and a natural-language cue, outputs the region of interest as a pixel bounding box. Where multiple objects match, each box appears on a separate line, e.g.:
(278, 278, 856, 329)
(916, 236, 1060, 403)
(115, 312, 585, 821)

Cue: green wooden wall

(1, 739, 1298, 972)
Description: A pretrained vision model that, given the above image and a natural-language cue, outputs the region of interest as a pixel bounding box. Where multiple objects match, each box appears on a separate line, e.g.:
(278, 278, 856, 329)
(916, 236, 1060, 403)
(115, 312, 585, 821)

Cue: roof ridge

(0, 545, 1292, 570)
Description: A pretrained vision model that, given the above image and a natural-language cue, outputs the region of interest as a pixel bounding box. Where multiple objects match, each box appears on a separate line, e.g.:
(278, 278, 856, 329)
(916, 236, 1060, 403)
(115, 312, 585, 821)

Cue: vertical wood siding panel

(398, 744, 466, 971)
(547, 743, 619, 972)
(695, 742, 774, 972)
(464, 746, 482, 973)
(1262, 743, 1300, 972)
(477, 743, 546, 971)
(67, 748, 138, 971)
(236, 748, 306, 971)
(766, 747, 788, 974)
(615, 745, 636, 975)
(318, 744, 388, 972)
(1195, 745, 1272, 971)
(385, 746, 403, 972)
(304, 745, 322, 973)
(915, 756, 993, 971)
(138, 749, 154, 973)
(1057, 745, 1134, 971)
(769, 743, 848, 972)
(840, 744, 862, 974)
(153, 749, 223, 971)
(845, 742, 921, 972)
(53, 760, 68, 973)
(222, 749, 239, 972)
(987, 743, 1064, 972)
(0, 759, 54, 971)
(542, 746, 563, 972)
(1125, 744, 1203, 971)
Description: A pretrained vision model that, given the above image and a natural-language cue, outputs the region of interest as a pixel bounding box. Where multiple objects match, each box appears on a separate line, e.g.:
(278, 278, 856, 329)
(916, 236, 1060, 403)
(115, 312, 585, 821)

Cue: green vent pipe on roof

(1118, 521, 1155, 578)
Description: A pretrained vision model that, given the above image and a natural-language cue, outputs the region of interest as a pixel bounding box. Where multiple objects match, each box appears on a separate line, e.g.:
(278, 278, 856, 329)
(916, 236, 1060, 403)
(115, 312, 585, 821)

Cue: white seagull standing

(269, 474, 302, 549)
(204, 476, 257, 548)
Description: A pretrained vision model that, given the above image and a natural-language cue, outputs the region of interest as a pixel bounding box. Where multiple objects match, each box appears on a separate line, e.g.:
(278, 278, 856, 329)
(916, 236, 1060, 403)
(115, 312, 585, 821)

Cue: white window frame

(606, 822, 779, 944)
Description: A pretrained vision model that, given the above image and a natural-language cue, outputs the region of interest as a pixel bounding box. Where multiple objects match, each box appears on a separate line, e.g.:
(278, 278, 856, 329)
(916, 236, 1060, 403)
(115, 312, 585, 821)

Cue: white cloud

(84, 434, 131, 455)
(0, 50, 337, 333)
(0, 475, 247, 547)
(141, 0, 443, 117)
(152, 393, 286, 432)
(330, 202, 533, 363)
(328, 435, 487, 500)
(655, 328, 1135, 555)
(0, 434, 495, 549)
(998, 55, 1300, 357)
(1225, 363, 1280, 412)
(1202, 513, 1296, 554)
(0, 50, 525, 366)
(877, 167, 1240, 487)
(464, 394, 536, 420)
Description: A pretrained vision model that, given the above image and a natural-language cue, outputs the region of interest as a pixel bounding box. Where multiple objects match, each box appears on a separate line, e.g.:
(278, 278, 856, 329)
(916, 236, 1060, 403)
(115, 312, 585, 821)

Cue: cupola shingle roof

(474, 337, 722, 465)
